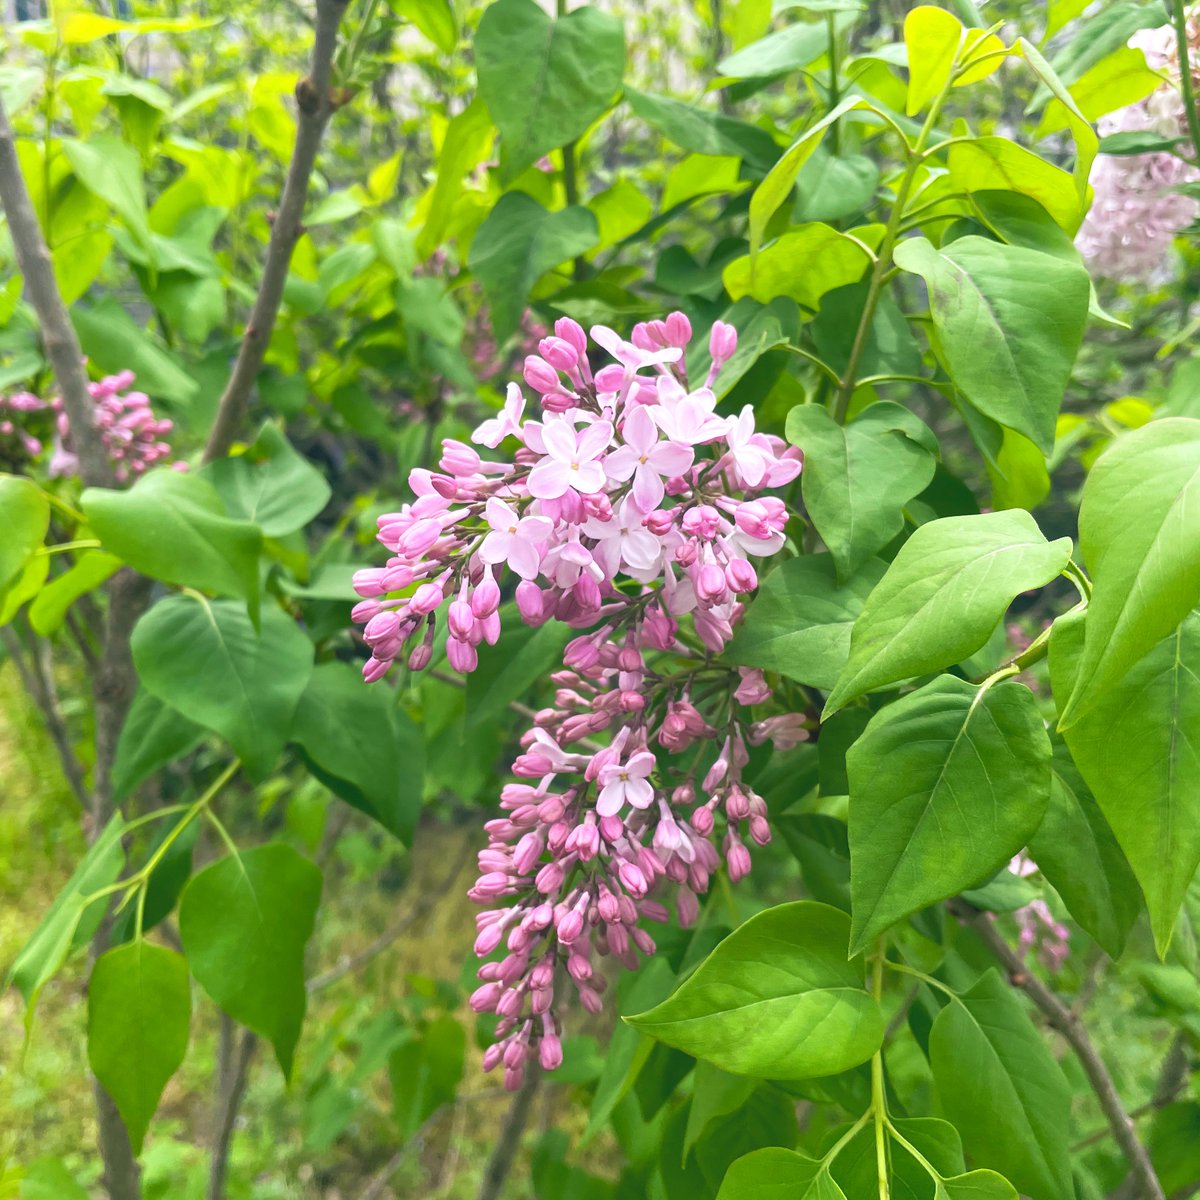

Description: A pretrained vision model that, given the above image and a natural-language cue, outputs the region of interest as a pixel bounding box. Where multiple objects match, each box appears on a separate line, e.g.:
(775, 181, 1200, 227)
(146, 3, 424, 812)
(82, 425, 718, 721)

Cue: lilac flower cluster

(1075, 22, 1200, 281)
(0, 370, 178, 483)
(353, 315, 805, 1085)
(1009, 854, 1070, 972)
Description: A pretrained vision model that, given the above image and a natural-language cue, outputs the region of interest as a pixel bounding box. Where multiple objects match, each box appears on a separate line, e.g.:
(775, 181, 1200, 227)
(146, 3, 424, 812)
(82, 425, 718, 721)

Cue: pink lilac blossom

(1008, 853, 1071, 972)
(1075, 22, 1200, 282)
(0, 370, 179, 482)
(353, 314, 805, 1086)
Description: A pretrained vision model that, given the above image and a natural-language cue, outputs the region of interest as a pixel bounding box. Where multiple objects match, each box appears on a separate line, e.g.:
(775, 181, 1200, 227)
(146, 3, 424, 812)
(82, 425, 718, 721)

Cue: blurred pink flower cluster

(353, 314, 806, 1084)
(1075, 22, 1199, 281)
(1009, 854, 1071, 972)
(0, 369, 179, 483)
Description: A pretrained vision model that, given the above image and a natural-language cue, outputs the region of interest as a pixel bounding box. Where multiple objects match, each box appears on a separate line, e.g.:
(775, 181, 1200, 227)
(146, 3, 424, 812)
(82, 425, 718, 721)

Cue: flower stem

(871, 944, 890, 1200)
(1171, 0, 1200, 165)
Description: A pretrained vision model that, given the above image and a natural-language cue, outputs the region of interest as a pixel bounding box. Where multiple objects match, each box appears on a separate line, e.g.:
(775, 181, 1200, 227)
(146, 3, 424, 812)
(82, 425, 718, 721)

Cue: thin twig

(0, 626, 89, 807)
(0, 95, 113, 488)
(476, 1072, 540, 1200)
(951, 902, 1166, 1200)
(202, 0, 349, 463)
(207, 1021, 258, 1200)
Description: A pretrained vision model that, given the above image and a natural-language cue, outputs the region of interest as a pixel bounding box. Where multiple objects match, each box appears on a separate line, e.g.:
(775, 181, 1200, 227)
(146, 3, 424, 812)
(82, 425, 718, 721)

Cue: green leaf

(1052, 607, 1200, 956)
(831, 1116, 966, 1196)
(846, 676, 1051, 953)
(726, 554, 885, 690)
(178, 843, 322, 1078)
(389, 1015, 465, 1137)
(825, 510, 1072, 715)
(416, 97, 494, 259)
(749, 95, 871, 256)
(467, 191, 598, 341)
(475, 0, 624, 181)
(112, 688, 207, 802)
(61, 136, 151, 248)
(467, 614, 571, 728)
(947, 137, 1084, 233)
(1028, 739, 1141, 959)
(87, 941, 190, 1154)
(904, 5, 963, 115)
(0, 473, 49, 593)
(82, 469, 262, 618)
(130, 596, 314, 782)
(28, 551, 121, 636)
(1059, 419, 1200, 727)
(716, 1147, 847, 1199)
(718, 13, 852, 80)
(290, 662, 424, 843)
(73, 297, 200, 407)
(893, 236, 1089, 453)
(626, 88, 781, 173)
(937, 1171, 1019, 1199)
(0, 552, 49, 627)
(626, 902, 884, 1079)
(684, 1063, 756, 1162)
(723, 223, 874, 309)
(8, 814, 127, 1014)
(930, 970, 1073, 1200)
(205, 424, 331, 539)
(1149, 1103, 1200, 1195)
(389, 0, 457, 52)
(787, 402, 938, 580)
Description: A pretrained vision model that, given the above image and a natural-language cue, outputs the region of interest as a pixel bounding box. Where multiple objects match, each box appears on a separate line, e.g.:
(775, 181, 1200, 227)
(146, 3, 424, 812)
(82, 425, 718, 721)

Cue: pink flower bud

(555, 316, 587, 354)
(725, 557, 758, 593)
(523, 355, 560, 395)
(471, 573, 501, 618)
(410, 581, 444, 615)
(709, 320, 737, 366)
(539, 1033, 563, 1070)
(447, 637, 478, 674)
(665, 311, 692, 348)
(515, 580, 547, 625)
(447, 599, 474, 640)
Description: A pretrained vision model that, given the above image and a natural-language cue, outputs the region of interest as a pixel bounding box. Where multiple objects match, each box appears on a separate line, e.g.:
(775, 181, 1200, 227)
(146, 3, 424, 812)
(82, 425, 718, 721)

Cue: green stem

(830, 79, 955, 425)
(1171, 0, 1200, 165)
(826, 11, 841, 155)
(39, 538, 102, 557)
(871, 946, 890, 1200)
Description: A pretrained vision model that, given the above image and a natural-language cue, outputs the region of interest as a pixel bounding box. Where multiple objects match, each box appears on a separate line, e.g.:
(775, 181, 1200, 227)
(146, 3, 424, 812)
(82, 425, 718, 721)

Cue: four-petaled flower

(527, 418, 613, 499)
(596, 750, 657, 816)
(605, 405, 694, 511)
(472, 383, 527, 449)
(479, 498, 552, 579)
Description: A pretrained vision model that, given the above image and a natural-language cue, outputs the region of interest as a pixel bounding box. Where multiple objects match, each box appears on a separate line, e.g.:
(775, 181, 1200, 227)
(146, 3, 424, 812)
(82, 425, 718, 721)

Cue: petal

(572, 461, 607, 495)
(578, 419, 614, 462)
(622, 529, 662, 571)
(484, 497, 515, 530)
(596, 783, 625, 817)
(631, 464, 664, 513)
(478, 531, 512, 564)
(622, 405, 656, 454)
(626, 751, 656, 778)
(528, 458, 571, 499)
(625, 778, 655, 809)
(517, 514, 553, 541)
(650, 441, 694, 476)
(604, 445, 638, 482)
(540, 417, 578, 461)
(508, 538, 542, 580)
(472, 417, 503, 449)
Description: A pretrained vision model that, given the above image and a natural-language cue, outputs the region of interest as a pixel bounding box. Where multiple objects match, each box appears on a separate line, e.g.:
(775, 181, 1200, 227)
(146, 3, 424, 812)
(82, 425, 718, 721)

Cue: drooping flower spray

(353, 315, 807, 1085)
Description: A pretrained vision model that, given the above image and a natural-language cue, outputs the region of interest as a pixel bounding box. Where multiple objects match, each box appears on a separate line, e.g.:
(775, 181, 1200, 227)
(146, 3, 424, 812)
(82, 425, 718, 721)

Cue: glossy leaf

(112, 688, 207, 802)
(290, 662, 424, 843)
(83, 469, 262, 618)
(825, 510, 1072, 715)
(626, 88, 781, 172)
(904, 6, 963, 115)
(723, 223, 874, 310)
(0, 473, 49, 593)
(716, 1147, 846, 1200)
(725, 553, 885, 691)
(205, 424, 331, 538)
(930, 970, 1073, 1200)
(28, 551, 121, 636)
(467, 191, 598, 341)
(178, 843, 322, 1078)
(786, 401, 938, 581)
(846, 676, 1051, 952)
(1029, 739, 1141, 959)
(87, 941, 190, 1153)
(893, 236, 1089, 452)
(475, 0, 624, 181)
(1052, 607, 1200, 956)
(8, 814, 127, 1013)
(130, 596, 313, 781)
(1059, 418, 1200, 726)
(626, 902, 884, 1079)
